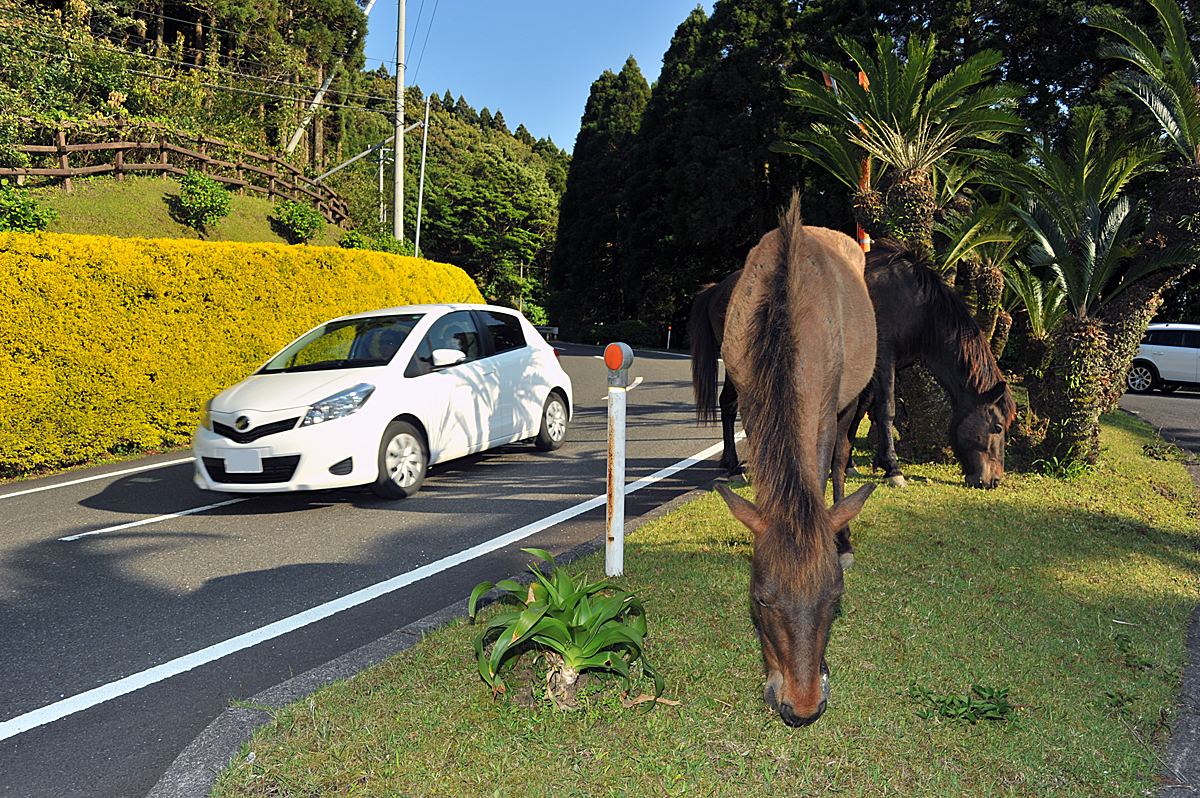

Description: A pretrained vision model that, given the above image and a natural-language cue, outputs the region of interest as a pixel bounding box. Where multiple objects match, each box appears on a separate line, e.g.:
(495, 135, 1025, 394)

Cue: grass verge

(212, 411, 1198, 797)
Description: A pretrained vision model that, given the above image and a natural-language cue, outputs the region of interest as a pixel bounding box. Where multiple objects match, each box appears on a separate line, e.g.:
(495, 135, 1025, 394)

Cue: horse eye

(992, 424, 1004, 435)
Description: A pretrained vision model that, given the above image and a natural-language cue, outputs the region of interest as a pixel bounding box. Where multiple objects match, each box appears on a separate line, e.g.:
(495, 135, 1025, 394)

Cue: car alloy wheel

(1126, 363, 1155, 394)
(534, 393, 568, 451)
(372, 420, 427, 498)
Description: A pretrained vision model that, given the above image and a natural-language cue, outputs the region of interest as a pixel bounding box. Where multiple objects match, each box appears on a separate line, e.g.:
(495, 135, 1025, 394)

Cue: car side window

(1183, 330, 1200, 350)
(406, 311, 482, 378)
(1158, 330, 1187, 347)
(479, 310, 527, 354)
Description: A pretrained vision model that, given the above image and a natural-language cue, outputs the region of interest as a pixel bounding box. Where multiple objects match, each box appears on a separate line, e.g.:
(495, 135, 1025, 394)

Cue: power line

(410, 0, 440, 85)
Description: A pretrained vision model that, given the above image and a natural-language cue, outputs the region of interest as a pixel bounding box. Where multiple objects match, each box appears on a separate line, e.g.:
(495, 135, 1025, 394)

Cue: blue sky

(360, 0, 713, 153)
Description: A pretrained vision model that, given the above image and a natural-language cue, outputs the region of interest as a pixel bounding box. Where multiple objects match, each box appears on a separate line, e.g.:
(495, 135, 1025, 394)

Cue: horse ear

(715, 483, 768, 539)
(828, 482, 876, 531)
(980, 381, 1008, 406)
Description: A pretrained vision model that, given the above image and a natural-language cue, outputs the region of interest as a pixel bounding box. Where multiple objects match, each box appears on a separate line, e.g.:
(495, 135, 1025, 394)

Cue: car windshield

(260, 314, 424, 373)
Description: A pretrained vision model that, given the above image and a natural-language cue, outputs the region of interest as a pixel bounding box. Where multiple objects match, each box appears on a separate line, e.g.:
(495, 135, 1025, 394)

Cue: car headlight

(200, 399, 213, 431)
(301, 383, 376, 427)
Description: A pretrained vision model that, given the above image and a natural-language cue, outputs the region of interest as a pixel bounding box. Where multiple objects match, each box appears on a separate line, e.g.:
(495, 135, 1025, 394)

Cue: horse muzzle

(770, 660, 831, 727)
(966, 472, 1001, 490)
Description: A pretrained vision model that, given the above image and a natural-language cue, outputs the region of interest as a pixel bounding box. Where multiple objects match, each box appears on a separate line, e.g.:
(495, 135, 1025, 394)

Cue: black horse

(692, 238, 1016, 491)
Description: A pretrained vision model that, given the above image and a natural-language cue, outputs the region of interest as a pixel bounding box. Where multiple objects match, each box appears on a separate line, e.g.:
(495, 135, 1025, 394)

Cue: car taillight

(553, 348, 561, 360)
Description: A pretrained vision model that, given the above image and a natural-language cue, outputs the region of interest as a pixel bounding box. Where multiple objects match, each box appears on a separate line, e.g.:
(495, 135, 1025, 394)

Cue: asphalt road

(1119, 384, 1200, 457)
(0, 343, 734, 797)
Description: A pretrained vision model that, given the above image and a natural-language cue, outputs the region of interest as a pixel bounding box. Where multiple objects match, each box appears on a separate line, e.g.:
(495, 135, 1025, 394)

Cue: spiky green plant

(468, 548, 663, 708)
(1090, 0, 1200, 164)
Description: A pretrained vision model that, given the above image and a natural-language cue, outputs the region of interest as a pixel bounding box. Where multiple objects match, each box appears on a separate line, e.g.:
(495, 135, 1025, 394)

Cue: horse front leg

(873, 360, 907, 488)
(831, 405, 857, 569)
(718, 379, 742, 474)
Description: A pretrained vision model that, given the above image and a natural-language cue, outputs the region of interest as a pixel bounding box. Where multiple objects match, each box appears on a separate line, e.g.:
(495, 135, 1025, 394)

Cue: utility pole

(392, 0, 405, 243)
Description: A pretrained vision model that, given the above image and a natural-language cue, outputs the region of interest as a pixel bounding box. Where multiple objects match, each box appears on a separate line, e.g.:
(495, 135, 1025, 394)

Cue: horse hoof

(885, 475, 907, 489)
(839, 552, 855, 571)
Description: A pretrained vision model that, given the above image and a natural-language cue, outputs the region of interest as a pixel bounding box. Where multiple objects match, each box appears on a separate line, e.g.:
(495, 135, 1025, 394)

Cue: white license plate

(222, 448, 264, 473)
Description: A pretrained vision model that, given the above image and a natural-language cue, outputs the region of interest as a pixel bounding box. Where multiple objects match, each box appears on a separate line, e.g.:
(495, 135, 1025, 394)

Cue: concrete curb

(1160, 461, 1200, 795)
(147, 479, 722, 798)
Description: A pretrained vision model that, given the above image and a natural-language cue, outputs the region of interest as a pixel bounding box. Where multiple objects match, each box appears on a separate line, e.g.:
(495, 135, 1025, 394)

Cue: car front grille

(212, 417, 300, 444)
(202, 455, 301, 484)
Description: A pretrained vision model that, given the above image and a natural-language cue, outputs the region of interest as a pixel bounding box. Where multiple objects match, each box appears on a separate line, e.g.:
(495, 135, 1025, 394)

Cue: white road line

(58, 498, 253, 542)
(601, 375, 644, 400)
(0, 458, 196, 500)
(0, 438, 735, 742)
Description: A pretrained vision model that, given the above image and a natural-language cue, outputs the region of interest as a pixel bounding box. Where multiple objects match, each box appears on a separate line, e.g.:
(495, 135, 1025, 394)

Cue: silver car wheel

(545, 398, 567, 442)
(1126, 364, 1154, 393)
(385, 432, 424, 487)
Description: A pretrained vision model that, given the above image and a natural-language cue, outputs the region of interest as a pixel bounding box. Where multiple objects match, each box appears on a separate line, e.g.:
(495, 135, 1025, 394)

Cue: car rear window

(260, 314, 423, 373)
(479, 310, 526, 354)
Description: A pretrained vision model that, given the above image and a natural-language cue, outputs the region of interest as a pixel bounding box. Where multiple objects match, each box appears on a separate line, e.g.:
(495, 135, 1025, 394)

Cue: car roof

(335, 304, 519, 322)
(1147, 322, 1200, 330)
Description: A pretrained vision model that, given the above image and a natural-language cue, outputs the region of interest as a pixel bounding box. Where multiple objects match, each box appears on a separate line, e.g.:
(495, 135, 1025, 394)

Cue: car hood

(212, 371, 374, 413)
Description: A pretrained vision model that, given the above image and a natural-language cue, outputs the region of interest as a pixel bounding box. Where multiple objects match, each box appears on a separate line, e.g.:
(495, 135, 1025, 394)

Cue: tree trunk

(894, 362, 955, 465)
(973, 260, 1004, 341)
(884, 168, 936, 262)
(1032, 315, 1108, 464)
(991, 309, 1012, 361)
(852, 187, 889, 244)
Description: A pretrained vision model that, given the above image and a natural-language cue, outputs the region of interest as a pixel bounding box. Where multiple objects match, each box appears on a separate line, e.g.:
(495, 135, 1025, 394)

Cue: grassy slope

(211, 412, 1199, 797)
(26, 175, 345, 247)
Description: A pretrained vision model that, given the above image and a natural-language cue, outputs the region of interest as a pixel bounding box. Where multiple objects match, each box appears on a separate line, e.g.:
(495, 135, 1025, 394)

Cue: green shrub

(275, 199, 326, 244)
(0, 180, 57, 232)
(339, 230, 371, 249)
(177, 169, 230, 231)
(0, 231, 484, 475)
(338, 230, 416, 257)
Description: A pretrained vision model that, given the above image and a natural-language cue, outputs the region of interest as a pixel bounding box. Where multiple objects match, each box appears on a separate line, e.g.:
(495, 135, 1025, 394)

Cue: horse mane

(741, 198, 836, 592)
(872, 239, 1017, 426)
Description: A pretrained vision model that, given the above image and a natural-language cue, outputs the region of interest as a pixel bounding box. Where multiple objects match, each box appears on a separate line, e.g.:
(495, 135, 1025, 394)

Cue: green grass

(210, 411, 1199, 797)
(26, 175, 344, 246)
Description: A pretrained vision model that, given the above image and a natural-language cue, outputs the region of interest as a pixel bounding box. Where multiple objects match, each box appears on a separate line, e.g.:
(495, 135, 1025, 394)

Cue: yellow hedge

(0, 231, 484, 476)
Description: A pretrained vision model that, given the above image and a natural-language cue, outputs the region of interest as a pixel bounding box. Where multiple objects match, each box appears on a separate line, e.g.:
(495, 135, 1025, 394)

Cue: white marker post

(605, 342, 634, 576)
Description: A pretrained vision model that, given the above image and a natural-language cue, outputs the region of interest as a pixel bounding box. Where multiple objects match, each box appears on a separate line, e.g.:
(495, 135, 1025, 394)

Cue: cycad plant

(1007, 109, 1197, 462)
(1003, 260, 1067, 378)
(778, 32, 1023, 258)
(936, 203, 1025, 350)
(1088, 0, 1200, 410)
(468, 548, 664, 710)
(1090, 0, 1200, 168)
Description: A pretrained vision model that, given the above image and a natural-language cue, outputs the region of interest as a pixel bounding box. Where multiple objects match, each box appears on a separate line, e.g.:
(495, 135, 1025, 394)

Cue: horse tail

(690, 283, 722, 425)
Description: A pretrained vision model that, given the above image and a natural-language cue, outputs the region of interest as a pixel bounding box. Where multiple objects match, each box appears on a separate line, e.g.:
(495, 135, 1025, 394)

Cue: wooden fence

(0, 118, 350, 228)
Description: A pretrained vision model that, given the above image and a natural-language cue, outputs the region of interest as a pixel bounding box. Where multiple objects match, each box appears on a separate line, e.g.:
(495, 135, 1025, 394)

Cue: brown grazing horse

(714, 197, 877, 727)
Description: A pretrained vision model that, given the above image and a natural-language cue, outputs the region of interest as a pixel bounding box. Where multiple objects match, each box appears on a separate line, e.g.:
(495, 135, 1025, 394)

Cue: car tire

(1126, 361, 1157, 394)
(371, 420, 428, 499)
(534, 392, 569, 451)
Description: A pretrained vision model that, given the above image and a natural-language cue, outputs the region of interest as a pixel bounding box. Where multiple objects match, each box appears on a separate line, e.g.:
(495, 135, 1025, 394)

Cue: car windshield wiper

(278, 360, 350, 373)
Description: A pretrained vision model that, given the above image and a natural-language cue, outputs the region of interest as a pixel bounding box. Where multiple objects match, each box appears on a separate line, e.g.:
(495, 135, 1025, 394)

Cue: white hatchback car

(1126, 322, 1200, 394)
(192, 304, 573, 498)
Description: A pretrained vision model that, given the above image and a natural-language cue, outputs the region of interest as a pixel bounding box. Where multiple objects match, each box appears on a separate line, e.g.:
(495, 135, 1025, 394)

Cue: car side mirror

(432, 348, 467, 368)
